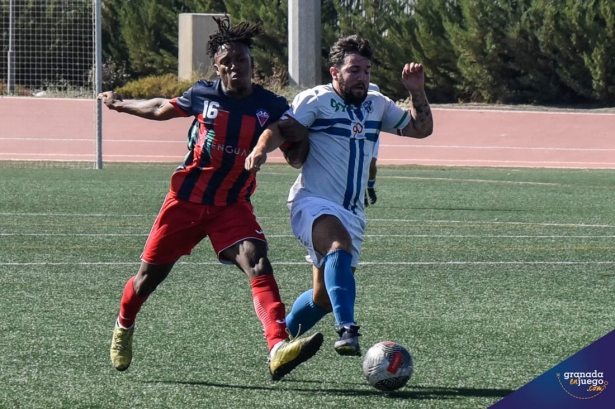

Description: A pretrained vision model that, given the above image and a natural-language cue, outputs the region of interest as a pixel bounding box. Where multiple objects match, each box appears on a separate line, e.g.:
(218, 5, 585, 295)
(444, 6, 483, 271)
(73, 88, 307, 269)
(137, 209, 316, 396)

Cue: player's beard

(338, 76, 368, 105)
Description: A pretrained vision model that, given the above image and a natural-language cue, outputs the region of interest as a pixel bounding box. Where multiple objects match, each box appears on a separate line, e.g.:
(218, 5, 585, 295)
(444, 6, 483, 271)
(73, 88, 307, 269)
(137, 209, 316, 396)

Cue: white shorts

(290, 196, 366, 268)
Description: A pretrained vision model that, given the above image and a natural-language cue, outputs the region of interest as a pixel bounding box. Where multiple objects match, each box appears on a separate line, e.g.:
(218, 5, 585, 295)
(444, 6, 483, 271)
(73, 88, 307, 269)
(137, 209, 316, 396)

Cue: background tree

(392, 0, 463, 102)
(331, 0, 413, 100)
(532, 0, 615, 103)
(446, 0, 522, 102)
(224, 0, 289, 86)
(101, 0, 131, 89)
(90, 0, 615, 104)
(118, 0, 183, 78)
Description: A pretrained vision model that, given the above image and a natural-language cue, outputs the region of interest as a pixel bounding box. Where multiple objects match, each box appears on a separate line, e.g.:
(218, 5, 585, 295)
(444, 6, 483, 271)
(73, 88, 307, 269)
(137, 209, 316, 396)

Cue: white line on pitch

(0, 212, 150, 217)
(379, 144, 615, 152)
(0, 137, 177, 143)
(2, 213, 615, 229)
(3, 137, 612, 152)
(0, 153, 183, 159)
(385, 176, 561, 186)
(368, 219, 615, 228)
(0, 233, 147, 236)
(3, 233, 615, 239)
(431, 107, 615, 116)
(376, 158, 615, 167)
(1, 261, 614, 266)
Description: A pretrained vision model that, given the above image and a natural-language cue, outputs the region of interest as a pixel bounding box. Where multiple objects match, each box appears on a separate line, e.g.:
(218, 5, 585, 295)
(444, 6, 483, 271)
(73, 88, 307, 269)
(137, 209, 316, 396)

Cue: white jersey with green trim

(286, 84, 410, 214)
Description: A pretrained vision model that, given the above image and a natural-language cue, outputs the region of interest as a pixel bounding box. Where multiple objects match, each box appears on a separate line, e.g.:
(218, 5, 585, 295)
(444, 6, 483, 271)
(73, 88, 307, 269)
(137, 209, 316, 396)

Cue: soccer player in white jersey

(245, 35, 433, 356)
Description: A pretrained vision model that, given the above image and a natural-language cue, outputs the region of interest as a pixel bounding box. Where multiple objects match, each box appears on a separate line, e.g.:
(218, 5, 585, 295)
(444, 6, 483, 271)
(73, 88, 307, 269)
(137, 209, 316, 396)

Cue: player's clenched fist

(245, 149, 267, 173)
(97, 91, 123, 110)
(401, 63, 425, 92)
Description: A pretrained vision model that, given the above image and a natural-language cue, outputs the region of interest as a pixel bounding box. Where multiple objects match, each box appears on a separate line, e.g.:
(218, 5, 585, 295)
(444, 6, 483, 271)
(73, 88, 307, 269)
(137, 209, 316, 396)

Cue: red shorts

(141, 194, 267, 264)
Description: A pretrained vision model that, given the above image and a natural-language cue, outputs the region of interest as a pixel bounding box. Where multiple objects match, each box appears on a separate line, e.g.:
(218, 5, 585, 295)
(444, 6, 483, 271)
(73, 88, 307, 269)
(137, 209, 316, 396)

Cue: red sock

(251, 274, 288, 350)
(118, 276, 149, 328)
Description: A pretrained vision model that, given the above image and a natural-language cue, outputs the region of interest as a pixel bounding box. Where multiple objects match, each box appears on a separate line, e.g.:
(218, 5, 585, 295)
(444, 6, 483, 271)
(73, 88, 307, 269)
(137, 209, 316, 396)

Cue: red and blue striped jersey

(169, 79, 288, 205)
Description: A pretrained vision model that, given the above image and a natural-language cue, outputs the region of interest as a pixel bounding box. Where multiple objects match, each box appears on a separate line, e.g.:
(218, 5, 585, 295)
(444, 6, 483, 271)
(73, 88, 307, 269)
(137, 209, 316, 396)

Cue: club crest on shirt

(352, 122, 364, 138)
(363, 100, 373, 114)
(256, 110, 269, 127)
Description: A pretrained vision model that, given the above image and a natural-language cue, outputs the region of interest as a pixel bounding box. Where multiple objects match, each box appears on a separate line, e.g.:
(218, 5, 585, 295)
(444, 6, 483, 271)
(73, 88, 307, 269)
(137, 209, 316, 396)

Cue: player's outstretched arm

(279, 138, 309, 169)
(245, 118, 308, 172)
(278, 118, 309, 169)
(399, 63, 433, 139)
(245, 124, 280, 173)
(97, 92, 180, 121)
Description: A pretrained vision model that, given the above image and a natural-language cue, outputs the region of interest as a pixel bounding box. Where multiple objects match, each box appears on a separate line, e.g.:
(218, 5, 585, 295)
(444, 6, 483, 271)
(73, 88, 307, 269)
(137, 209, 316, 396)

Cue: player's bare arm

(245, 118, 308, 172)
(399, 63, 433, 139)
(97, 92, 180, 121)
(278, 118, 310, 169)
(279, 138, 310, 169)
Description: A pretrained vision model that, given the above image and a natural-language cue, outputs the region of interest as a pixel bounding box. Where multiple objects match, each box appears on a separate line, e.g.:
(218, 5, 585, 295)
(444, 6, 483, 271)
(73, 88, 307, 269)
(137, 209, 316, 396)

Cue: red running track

(1, 97, 615, 168)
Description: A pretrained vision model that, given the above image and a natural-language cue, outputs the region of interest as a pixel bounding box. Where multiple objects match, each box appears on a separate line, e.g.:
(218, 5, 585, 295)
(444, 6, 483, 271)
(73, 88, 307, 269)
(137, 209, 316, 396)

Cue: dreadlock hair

(206, 15, 265, 59)
(329, 35, 373, 68)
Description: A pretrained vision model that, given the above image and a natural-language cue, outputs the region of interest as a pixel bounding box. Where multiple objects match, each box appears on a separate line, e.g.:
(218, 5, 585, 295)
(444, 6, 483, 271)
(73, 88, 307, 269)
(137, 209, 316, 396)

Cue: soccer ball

(362, 341, 413, 392)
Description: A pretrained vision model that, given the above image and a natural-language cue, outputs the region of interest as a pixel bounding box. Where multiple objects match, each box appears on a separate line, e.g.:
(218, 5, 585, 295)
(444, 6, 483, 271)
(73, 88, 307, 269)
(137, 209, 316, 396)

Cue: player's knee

(313, 215, 352, 253)
(312, 288, 332, 312)
(233, 240, 272, 278)
(133, 273, 159, 296)
(243, 254, 274, 278)
(252, 259, 274, 277)
(329, 238, 352, 254)
(134, 263, 172, 296)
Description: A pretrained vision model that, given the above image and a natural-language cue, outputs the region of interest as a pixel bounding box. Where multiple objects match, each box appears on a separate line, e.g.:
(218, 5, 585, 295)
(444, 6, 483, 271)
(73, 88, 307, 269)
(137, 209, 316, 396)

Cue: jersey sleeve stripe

(169, 98, 190, 117)
(392, 111, 409, 129)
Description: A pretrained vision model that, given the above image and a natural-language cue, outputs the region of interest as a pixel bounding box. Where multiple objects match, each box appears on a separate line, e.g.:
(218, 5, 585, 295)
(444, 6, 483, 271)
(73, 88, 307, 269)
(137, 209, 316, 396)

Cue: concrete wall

(178, 13, 227, 81)
(288, 0, 321, 87)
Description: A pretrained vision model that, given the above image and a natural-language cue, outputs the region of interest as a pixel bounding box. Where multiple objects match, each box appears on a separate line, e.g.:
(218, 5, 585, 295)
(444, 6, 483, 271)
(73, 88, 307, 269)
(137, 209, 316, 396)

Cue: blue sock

(367, 180, 376, 188)
(286, 289, 329, 337)
(324, 249, 356, 327)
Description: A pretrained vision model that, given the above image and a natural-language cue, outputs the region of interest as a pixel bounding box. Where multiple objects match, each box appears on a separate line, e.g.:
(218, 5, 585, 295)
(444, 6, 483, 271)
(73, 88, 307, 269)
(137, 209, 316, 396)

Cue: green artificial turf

(1, 163, 614, 408)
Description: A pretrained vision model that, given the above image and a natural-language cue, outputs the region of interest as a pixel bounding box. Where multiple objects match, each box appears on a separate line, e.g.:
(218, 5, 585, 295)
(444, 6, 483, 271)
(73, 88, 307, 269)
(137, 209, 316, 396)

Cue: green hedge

(114, 74, 193, 99)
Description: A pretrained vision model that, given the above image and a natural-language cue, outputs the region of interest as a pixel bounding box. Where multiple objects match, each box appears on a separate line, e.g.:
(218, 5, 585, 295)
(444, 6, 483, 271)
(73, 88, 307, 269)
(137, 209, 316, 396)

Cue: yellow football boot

(268, 332, 323, 380)
(110, 321, 134, 371)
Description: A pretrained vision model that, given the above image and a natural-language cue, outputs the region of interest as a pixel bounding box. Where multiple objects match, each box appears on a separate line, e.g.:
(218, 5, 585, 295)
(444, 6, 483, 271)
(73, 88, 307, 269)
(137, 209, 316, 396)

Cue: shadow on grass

(144, 380, 513, 400)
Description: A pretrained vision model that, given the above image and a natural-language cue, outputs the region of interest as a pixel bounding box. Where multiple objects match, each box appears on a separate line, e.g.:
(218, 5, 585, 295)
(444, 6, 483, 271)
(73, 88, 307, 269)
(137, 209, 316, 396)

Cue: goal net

(0, 0, 100, 168)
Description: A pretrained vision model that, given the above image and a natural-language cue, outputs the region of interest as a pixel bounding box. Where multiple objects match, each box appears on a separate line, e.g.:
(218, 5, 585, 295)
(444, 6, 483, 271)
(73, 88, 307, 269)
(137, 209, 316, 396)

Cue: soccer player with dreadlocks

(98, 16, 321, 380)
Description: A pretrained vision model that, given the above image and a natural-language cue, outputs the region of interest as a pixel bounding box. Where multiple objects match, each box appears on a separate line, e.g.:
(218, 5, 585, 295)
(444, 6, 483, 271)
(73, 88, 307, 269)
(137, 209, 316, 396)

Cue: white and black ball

(362, 341, 413, 392)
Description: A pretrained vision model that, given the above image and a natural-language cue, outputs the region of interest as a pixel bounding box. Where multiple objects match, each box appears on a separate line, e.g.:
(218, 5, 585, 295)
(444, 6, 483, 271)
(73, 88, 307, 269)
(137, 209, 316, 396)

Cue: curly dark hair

(206, 15, 264, 59)
(329, 35, 373, 68)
